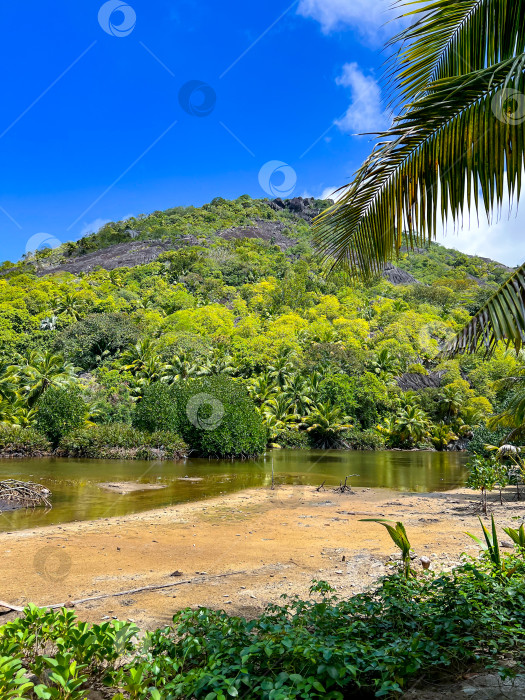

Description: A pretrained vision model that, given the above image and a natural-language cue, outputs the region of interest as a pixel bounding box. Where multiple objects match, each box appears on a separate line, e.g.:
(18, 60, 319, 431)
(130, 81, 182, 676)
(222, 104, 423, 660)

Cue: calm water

(0, 450, 467, 532)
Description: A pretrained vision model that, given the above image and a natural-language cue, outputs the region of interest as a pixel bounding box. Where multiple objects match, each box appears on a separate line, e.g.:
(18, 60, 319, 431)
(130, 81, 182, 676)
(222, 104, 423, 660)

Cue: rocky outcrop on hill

(381, 263, 420, 285)
(268, 197, 326, 222)
(34, 240, 178, 276)
(217, 219, 298, 250)
(396, 371, 446, 391)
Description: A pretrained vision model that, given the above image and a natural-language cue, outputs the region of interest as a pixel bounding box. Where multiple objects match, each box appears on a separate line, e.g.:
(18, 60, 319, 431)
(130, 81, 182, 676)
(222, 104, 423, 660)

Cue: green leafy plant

(467, 514, 501, 568)
(58, 424, 187, 460)
(35, 387, 87, 446)
(360, 519, 413, 578)
(466, 456, 503, 515)
(503, 523, 525, 555)
(173, 376, 267, 458)
(0, 657, 34, 698)
(0, 425, 51, 457)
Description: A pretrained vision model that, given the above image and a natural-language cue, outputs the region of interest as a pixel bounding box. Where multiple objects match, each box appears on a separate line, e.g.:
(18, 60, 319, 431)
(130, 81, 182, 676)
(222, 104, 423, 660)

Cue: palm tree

(16, 351, 78, 405)
(303, 403, 353, 449)
(162, 351, 199, 384)
(438, 385, 464, 420)
(261, 395, 300, 442)
(283, 375, 313, 416)
(394, 406, 430, 447)
(197, 352, 236, 377)
(247, 372, 278, 406)
(0, 364, 20, 403)
(430, 423, 458, 451)
(314, 0, 525, 355)
(488, 366, 525, 439)
(268, 349, 295, 388)
(121, 338, 160, 375)
(305, 370, 324, 402)
(54, 292, 85, 321)
(369, 348, 400, 377)
(262, 394, 298, 425)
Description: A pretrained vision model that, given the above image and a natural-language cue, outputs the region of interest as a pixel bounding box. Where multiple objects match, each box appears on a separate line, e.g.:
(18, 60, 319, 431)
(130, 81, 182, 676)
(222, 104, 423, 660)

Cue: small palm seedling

(503, 523, 525, 556)
(466, 514, 501, 568)
(360, 519, 412, 578)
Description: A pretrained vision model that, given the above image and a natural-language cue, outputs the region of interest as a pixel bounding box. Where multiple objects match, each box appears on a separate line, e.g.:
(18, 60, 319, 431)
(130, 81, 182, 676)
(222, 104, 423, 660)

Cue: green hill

(0, 196, 518, 455)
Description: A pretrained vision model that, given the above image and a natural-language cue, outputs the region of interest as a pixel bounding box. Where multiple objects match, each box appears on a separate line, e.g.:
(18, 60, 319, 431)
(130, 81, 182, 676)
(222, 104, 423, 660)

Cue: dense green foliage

(58, 424, 187, 460)
(0, 426, 51, 456)
(2, 553, 525, 698)
(132, 383, 180, 434)
(0, 195, 523, 456)
(172, 377, 267, 458)
(35, 388, 87, 446)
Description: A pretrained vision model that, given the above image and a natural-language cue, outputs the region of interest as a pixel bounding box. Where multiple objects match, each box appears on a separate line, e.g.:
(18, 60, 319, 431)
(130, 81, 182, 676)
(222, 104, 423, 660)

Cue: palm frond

(389, 0, 525, 104)
(446, 261, 525, 355)
(314, 54, 525, 278)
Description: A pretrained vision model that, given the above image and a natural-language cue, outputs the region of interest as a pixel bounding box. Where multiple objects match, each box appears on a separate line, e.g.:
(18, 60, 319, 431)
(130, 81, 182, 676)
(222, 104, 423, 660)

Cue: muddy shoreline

(0, 484, 522, 630)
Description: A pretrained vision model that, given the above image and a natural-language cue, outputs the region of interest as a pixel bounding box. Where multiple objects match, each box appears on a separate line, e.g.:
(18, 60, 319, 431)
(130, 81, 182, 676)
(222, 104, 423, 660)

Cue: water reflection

(0, 450, 467, 532)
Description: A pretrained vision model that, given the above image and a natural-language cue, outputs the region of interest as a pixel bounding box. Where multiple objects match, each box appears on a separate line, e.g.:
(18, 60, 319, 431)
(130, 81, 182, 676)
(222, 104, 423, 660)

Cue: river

(0, 449, 467, 531)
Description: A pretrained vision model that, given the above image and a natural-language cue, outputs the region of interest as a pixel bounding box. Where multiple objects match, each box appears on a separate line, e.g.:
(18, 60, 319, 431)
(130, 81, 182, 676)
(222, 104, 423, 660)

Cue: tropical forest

(2, 0, 525, 698)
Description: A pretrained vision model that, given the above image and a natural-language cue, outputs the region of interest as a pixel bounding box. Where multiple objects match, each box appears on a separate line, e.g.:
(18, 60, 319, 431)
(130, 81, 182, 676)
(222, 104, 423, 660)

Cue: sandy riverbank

(1, 484, 523, 629)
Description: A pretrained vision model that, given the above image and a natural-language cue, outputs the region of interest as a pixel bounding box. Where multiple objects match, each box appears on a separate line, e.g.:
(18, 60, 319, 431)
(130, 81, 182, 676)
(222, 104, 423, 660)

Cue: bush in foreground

(0, 426, 51, 457)
(1, 559, 525, 699)
(58, 424, 187, 460)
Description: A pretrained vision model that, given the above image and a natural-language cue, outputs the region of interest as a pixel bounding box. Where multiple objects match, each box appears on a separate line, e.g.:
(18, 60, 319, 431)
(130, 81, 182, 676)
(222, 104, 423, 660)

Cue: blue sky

(0, 0, 523, 265)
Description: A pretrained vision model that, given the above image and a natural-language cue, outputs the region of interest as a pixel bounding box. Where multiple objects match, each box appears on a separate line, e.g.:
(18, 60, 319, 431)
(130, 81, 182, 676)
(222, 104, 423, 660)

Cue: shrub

(132, 560, 525, 698)
(2, 559, 525, 698)
(54, 313, 139, 370)
(0, 426, 51, 457)
(466, 455, 508, 514)
(467, 426, 509, 456)
(341, 428, 385, 450)
(173, 376, 267, 458)
(407, 362, 427, 375)
(276, 428, 310, 449)
(319, 372, 396, 429)
(132, 383, 180, 433)
(35, 387, 86, 446)
(59, 424, 187, 460)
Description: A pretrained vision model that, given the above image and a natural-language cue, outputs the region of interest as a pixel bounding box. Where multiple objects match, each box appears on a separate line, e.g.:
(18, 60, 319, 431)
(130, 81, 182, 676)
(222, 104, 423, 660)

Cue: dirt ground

(1, 483, 524, 631)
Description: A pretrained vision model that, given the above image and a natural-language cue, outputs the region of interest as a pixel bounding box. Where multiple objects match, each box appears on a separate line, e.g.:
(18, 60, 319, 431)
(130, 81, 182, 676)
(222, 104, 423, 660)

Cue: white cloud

(76, 213, 135, 240)
(437, 205, 525, 268)
(77, 218, 112, 239)
(297, 0, 397, 42)
(320, 186, 344, 202)
(335, 63, 390, 134)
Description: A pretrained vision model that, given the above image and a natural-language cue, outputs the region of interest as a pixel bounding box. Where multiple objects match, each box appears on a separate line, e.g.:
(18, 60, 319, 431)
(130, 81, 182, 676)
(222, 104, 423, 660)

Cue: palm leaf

(445, 261, 525, 355)
(314, 0, 525, 279)
(503, 524, 525, 548)
(389, 0, 525, 104)
(315, 54, 525, 278)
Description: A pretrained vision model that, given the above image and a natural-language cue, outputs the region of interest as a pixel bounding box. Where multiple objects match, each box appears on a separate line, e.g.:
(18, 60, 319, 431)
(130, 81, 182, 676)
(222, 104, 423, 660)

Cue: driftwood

(333, 475, 358, 494)
(0, 480, 52, 508)
(315, 481, 326, 492)
(0, 570, 247, 614)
